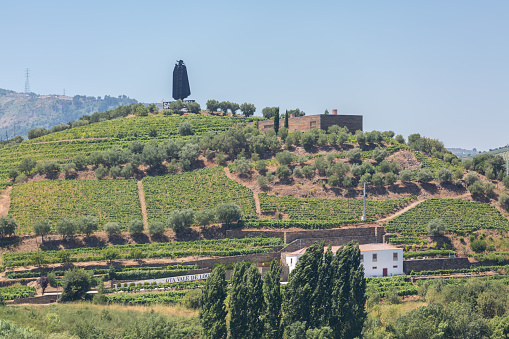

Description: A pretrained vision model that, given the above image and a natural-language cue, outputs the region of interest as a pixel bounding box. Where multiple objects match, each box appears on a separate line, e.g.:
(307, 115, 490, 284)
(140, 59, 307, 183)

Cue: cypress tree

(200, 265, 228, 339)
(282, 241, 324, 329)
(284, 110, 289, 129)
(246, 265, 265, 339)
(263, 260, 283, 339)
(228, 261, 250, 338)
(274, 107, 279, 135)
(349, 244, 367, 339)
(310, 246, 334, 329)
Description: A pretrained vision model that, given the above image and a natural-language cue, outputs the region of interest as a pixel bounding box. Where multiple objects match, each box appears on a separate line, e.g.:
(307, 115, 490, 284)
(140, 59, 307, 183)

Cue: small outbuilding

(285, 243, 403, 277)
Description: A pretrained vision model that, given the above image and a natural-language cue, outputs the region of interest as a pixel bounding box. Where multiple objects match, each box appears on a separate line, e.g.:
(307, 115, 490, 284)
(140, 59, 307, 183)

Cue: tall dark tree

(228, 262, 251, 338)
(246, 265, 265, 339)
(310, 246, 334, 328)
(263, 260, 283, 339)
(284, 110, 289, 129)
(349, 244, 367, 339)
(200, 265, 228, 339)
(282, 241, 324, 328)
(273, 107, 280, 135)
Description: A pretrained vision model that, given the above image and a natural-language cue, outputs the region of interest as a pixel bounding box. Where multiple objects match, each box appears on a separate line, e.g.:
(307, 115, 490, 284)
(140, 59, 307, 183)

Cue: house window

(393, 252, 398, 261)
(372, 253, 377, 262)
(360, 254, 364, 263)
(310, 121, 317, 128)
(372, 267, 377, 270)
(290, 258, 293, 264)
(393, 265, 398, 268)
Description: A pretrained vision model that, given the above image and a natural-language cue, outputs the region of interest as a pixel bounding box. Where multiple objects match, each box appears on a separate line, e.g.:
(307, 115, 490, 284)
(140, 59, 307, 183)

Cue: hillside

(0, 88, 137, 139)
(2, 113, 509, 322)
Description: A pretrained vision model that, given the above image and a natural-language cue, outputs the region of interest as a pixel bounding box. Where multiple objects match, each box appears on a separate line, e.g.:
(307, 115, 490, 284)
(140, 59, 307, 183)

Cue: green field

(143, 166, 257, 223)
(9, 179, 142, 233)
(385, 198, 509, 236)
(258, 193, 411, 222)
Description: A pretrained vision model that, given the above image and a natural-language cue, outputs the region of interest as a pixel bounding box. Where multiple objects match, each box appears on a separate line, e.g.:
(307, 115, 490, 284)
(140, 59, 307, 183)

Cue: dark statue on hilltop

(172, 60, 191, 100)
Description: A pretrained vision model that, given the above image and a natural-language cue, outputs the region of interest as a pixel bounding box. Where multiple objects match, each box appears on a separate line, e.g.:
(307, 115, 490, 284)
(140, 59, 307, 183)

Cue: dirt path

(223, 167, 262, 215)
(30, 137, 114, 144)
(0, 187, 12, 217)
(137, 180, 148, 228)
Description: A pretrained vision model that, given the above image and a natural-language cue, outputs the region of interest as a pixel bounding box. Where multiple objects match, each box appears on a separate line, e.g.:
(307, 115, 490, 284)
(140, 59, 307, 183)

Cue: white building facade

(285, 243, 403, 277)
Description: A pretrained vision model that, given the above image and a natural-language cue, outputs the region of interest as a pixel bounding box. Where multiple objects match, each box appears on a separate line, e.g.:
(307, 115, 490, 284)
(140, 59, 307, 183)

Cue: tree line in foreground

(200, 241, 366, 339)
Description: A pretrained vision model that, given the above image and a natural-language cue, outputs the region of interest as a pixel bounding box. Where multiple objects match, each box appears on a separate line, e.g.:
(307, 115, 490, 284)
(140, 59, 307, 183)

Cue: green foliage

(77, 215, 99, 237)
(240, 103, 256, 117)
(178, 120, 193, 136)
(33, 219, 51, 241)
(60, 268, 90, 301)
(104, 222, 121, 237)
(499, 194, 509, 211)
(200, 265, 228, 339)
(0, 215, 17, 238)
(168, 209, 194, 234)
(437, 167, 454, 184)
(417, 168, 433, 183)
(143, 167, 256, 224)
(148, 221, 166, 236)
(195, 209, 215, 227)
(55, 218, 77, 239)
(276, 165, 292, 180)
(466, 171, 479, 185)
(102, 247, 119, 263)
(347, 147, 362, 163)
(386, 198, 509, 236)
(128, 219, 144, 235)
(232, 157, 253, 174)
(470, 239, 487, 253)
(0, 285, 36, 300)
(216, 202, 242, 227)
(469, 180, 485, 196)
(426, 218, 447, 236)
(263, 260, 283, 339)
(18, 157, 36, 174)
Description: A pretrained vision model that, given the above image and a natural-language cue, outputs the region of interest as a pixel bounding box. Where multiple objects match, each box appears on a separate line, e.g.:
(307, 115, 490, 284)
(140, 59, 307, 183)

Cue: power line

(24, 68, 30, 93)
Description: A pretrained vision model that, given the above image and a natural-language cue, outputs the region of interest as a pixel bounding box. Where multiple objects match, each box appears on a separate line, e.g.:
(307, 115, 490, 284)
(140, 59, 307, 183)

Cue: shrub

(503, 176, 509, 189)
(417, 169, 433, 183)
(276, 165, 292, 180)
(33, 220, 52, 242)
(109, 166, 121, 179)
(373, 147, 388, 162)
(14, 173, 27, 184)
(328, 175, 341, 187)
(128, 219, 144, 235)
(426, 218, 447, 236)
(385, 172, 398, 186)
(102, 248, 119, 264)
(468, 181, 485, 196)
(78, 215, 99, 237)
(293, 166, 304, 178)
(276, 151, 294, 165)
(168, 209, 194, 234)
(255, 160, 267, 172)
(347, 148, 362, 163)
(465, 171, 479, 186)
(55, 218, 77, 239)
(216, 203, 242, 227)
(195, 209, 215, 227)
(60, 268, 91, 301)
(181, 289, 201, 310)
(484, 181, 496, 197)
(399, 169, 412, 182)
(95, 165, 107, 179)
(179, 121, 193, 136)
(121, 163, 134, 178)
(371, 173, 384, 187)
(470, 239, 487, 253)
(8, 168, 19, 181)
(437, 167, 453, 184)
(342, 176, 353, 188)
(302, 133, 315, 151)
(499, 194, 509, 211)
(302, 166, 315, 179)
(148, 221, 166, 237)
(104, 222, 121, 237)
(232, 157, 253, 175)
(257, 175, 269, 189)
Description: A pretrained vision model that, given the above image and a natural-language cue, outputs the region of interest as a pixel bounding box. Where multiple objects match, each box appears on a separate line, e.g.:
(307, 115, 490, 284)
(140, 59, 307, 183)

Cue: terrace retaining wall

(403, 257, 471, 274)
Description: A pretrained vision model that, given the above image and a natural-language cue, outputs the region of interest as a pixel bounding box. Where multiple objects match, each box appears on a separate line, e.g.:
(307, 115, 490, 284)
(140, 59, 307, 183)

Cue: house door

(383, 268, 388, 277)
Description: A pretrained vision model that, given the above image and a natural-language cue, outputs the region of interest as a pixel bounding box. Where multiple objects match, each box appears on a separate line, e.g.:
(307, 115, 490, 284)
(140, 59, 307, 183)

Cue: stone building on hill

(257, 109, 362, 133)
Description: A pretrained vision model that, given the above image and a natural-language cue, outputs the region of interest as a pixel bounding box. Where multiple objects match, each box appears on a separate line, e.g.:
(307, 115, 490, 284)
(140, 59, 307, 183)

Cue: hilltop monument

(172, 60, 191, 100)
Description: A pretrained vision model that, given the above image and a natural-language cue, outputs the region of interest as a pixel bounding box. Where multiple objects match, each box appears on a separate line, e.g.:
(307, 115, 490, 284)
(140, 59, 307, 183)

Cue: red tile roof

(288, 243, 399, 255)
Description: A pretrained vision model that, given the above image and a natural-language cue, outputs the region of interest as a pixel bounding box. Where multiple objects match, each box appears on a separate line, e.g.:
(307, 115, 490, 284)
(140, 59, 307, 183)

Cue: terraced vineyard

(143, 166, 257, 223)
(0, 139, 123, 187)
(105, 290, 185, 305)
(366, 276, 418, 297)
(0, 285, 37, 300)
(2, 237, 282, 268)
(385, 198, 509, 236)
(9, 179, 142, 233)
(27, 114, 258, 143)
(258, 193, 412, 223)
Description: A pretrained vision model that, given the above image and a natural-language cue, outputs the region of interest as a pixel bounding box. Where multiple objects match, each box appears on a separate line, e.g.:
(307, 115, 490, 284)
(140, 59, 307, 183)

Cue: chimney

(290, 114, 295, 118)
(332, 109, 337, 115)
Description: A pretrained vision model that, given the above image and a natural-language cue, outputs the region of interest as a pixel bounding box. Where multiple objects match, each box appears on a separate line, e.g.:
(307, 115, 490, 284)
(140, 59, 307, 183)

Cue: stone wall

(320, 114, 363, 133)
(403, 257, 471, 274)
(9, 295, 58, 305)
(257, 114, 363, 133)
(227, 226, 383, 245)
(182, 252, 280, 268)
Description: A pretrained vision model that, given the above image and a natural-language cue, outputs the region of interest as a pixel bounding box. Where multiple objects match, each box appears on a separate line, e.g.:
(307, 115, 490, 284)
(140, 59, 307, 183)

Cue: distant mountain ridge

(0, 88, 137, 140)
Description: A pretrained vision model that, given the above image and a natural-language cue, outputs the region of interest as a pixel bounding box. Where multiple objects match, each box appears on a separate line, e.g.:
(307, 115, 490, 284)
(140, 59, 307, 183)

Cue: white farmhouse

(285, 243, 403, 277)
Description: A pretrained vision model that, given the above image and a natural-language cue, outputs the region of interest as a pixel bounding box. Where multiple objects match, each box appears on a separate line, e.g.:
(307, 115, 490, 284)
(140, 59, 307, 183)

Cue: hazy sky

(1, 1, 508, 151)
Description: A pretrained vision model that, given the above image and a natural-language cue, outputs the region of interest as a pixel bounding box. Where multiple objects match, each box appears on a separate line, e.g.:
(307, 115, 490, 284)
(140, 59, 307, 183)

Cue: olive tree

(33, 220, 52, 242)
(426, 218, 447, 236)
(168, 209, 195, 234)
(216, 203, 242, 227)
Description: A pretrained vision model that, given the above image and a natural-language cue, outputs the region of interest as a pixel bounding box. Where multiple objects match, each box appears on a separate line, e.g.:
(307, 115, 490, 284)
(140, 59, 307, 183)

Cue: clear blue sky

(1, 1, 508, 151)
